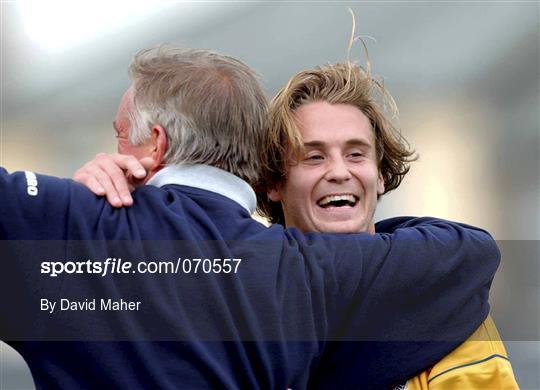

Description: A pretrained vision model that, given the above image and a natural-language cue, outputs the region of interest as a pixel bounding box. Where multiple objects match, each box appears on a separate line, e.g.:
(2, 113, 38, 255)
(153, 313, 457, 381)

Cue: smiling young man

(258, 63, 518, 389)
(266, 101, 384, 234)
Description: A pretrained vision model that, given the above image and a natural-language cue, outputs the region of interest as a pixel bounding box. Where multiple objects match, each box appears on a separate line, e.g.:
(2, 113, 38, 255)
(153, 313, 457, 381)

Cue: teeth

(318, 194, 357, 207)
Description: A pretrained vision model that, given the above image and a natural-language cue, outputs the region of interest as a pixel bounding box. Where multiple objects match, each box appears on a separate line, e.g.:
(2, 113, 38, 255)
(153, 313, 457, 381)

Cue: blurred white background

(1, 1, 538, 388)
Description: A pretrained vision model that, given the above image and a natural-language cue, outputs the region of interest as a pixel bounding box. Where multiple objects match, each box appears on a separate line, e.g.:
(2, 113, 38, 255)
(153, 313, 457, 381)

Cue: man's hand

(73, 153, 152, 207)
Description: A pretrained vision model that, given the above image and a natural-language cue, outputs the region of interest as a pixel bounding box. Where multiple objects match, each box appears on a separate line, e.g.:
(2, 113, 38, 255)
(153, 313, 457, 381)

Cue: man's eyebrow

(303, 138, 373, 148)
(303, 141, 325, 148)
(345, 138, 372, 148)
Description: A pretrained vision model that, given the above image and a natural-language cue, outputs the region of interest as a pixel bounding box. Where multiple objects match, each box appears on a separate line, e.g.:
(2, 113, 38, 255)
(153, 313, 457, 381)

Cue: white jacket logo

(25, 171, 38, 196)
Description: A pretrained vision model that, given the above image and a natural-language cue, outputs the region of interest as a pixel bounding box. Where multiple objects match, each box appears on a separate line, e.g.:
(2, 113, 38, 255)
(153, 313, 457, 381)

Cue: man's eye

(305, 154, 324, 161)
(349, 152, 364, 159)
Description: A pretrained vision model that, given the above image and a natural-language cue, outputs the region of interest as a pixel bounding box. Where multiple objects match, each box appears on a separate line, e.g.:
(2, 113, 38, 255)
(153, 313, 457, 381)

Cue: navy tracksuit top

(0, 166, 499, 389)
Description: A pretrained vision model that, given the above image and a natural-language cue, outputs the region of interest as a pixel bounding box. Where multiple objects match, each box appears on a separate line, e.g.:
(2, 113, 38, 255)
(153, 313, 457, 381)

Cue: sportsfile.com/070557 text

(40, 258, 242, 277)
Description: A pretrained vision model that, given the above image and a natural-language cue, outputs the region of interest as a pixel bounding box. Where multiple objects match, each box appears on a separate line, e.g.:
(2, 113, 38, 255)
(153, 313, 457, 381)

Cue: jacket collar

(147, 164, 256, 214)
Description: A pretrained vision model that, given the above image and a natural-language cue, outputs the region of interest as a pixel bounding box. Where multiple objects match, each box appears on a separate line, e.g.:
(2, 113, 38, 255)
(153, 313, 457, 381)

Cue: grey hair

(126, 44, 267, 185)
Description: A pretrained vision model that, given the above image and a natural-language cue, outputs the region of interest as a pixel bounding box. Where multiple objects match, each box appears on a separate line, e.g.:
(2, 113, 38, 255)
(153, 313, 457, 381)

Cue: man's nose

(324, 158, 352, 183)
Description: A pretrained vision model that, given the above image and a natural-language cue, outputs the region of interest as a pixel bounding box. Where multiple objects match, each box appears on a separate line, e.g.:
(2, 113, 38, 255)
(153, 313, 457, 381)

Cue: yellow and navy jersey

(406, 316, 519, 389)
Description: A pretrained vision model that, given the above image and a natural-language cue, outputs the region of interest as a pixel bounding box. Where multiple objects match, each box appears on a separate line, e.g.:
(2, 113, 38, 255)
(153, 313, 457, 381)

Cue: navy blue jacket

(0, 166, 499, 389)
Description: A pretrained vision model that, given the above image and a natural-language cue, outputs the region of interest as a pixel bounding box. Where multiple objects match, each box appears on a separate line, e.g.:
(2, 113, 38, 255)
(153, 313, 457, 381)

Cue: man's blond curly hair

(257, 63, 417, 225)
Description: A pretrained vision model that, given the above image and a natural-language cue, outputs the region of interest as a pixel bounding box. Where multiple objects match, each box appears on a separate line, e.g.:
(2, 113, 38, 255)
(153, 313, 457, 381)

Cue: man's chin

(313, 220, 366, 234)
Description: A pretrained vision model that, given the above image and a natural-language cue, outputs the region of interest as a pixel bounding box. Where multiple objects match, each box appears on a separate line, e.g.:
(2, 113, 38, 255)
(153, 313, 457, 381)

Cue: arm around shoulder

(349, 217, 501, 340)
(316, 217, 501, 387)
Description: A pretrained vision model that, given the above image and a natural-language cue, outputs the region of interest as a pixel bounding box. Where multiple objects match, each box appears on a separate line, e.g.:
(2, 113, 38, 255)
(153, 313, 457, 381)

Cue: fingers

(111, 154, 148, 180)
(138, 157, 154, 171)
(73, 153, 150, 208)
(125, 157, 154, 188)
(95, 153, 138, 207)
(73, 171, 105, 196)
(113, 155, 151, 194)
(87, 156, 126, 207)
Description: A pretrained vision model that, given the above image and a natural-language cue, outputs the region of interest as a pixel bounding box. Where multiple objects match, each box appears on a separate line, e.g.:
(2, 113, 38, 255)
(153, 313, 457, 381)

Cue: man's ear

(267, 187, 283, 202)
(377, 172, 385, 196)
(149, 124, 168, 169)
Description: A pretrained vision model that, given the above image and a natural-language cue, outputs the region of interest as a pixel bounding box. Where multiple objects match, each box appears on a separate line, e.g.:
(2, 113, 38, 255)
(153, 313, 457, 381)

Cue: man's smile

(316, 193, 359, 209)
